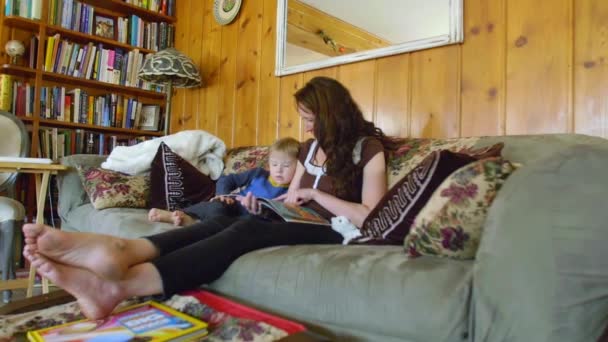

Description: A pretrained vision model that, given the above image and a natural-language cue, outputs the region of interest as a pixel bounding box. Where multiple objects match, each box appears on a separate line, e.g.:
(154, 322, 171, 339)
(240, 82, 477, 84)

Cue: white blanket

(101, 130, 226, 180)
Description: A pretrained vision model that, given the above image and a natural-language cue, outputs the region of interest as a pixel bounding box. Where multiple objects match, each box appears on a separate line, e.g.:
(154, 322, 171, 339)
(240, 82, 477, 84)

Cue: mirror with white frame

(275, 0, 463, 76)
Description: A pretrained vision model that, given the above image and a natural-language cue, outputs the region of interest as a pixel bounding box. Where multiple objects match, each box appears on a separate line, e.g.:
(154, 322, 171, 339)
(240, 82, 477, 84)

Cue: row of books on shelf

(4, 0, 42, 19)
(125, 15, 175, 50)
(42, 87, 162, 130)
(38, 127, 151, 160)
(125, 0, 176, 16)
(29, 34, 143, 88)
(50, 0, 95, 35)
(5, 0, 176, 22)
(2, 79, 162, 130)
(39, 34, 163, 90)
(0, 76, 28, 114)
(49, 0, 175, 51)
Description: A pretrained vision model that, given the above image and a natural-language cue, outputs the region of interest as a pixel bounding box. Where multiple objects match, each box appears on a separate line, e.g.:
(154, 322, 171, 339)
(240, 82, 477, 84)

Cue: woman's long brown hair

(294, 77, 403, 198)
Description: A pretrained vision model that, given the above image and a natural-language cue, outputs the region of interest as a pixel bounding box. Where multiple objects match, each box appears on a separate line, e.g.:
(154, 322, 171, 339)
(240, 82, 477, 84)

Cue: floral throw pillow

(78, 166, 150, 210)
(387, 138, 504, 188)
(223, 146, 269, 175)
(404, 157, 518, 259)
(352, 150, 478, 245)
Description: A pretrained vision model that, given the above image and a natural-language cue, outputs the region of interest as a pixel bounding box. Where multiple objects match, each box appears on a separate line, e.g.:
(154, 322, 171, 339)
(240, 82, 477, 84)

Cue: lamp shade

(138, 48, 202, 88)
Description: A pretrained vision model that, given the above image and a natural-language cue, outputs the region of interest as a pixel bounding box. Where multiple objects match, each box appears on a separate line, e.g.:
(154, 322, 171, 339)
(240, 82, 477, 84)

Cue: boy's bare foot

(23, 224, 130, 280)
(171, 211, 197, 227)
(148, 208, 174, 223)
(29, 254, 123, 319)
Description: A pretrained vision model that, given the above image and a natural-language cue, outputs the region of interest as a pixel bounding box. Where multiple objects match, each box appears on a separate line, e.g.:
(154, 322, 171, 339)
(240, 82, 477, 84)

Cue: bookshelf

(0, 0, 177, 159)
(0, 0, 176, 225)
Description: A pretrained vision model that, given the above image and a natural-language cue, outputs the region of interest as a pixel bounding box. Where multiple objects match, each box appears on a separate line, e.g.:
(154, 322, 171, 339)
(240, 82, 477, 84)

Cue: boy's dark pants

(182, 200, 247, 220)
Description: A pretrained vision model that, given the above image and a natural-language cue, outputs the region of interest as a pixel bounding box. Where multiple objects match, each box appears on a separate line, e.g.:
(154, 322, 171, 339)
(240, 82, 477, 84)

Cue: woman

(23, 77, 403, 319)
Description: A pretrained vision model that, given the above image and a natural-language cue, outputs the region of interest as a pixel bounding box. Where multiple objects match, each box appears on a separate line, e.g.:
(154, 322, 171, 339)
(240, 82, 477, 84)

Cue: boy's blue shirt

(216, 167, 289, 199)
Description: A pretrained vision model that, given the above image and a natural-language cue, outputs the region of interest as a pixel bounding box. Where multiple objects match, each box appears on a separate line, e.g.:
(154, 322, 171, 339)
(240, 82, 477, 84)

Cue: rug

(0, 290, 305, 341)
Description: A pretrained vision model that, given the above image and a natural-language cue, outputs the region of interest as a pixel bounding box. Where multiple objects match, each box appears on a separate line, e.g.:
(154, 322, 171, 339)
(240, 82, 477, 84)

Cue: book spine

(0, 74, 13, 112)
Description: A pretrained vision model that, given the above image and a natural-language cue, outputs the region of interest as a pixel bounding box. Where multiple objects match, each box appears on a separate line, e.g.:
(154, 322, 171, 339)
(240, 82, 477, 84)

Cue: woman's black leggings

(146, 215, 342, 295)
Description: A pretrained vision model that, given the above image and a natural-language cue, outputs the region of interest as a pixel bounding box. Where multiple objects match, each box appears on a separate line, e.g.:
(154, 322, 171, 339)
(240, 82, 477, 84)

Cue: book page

(260, 199, 330, 225)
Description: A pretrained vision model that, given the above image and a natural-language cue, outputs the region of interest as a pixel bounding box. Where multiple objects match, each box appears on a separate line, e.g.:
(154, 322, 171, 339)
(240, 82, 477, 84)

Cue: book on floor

(26, 300, 208, 342)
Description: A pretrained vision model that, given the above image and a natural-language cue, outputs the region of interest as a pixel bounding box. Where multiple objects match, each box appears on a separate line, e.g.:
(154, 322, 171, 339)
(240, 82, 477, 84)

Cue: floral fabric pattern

(221, 139, 498, 187)
(387, 137, 481, 188)
(404, 157, 518, 259)
(1, 295, 288, 342)
(77, 166, 150, 210)
(223, 146, 269, 175)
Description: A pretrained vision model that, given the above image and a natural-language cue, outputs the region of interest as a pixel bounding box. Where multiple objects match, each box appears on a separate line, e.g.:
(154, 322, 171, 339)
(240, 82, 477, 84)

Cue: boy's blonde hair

(269, 137, 300, 159)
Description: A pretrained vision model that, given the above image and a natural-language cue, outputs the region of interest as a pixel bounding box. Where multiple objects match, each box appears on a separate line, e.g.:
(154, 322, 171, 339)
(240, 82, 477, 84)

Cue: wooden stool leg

(27, 171, 51, 297)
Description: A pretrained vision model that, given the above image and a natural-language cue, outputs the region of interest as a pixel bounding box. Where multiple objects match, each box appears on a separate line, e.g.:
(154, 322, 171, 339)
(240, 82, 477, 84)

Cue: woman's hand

(278, 188, 317, 205)
(239, 192, 261, 214)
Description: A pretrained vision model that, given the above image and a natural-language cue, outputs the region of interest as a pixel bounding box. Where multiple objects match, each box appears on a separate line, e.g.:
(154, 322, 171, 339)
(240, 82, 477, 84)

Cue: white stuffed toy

(331, 216, 362, 245)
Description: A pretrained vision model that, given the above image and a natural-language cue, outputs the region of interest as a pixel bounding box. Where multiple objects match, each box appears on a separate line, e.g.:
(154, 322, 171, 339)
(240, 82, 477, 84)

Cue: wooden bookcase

(0, 0, 176, 225)
(0, 0, 177, 159)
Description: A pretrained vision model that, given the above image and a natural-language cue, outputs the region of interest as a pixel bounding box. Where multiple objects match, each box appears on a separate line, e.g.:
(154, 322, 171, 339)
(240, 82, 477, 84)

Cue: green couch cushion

(473, 144, 608, 341)
(62, 204, 173, 238)
(210, 245, 473, 341)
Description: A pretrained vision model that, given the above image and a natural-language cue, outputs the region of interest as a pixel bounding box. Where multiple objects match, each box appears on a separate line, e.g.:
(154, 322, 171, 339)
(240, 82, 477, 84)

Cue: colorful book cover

(261, 199, 329, 225)
(27, 301, 208, 342)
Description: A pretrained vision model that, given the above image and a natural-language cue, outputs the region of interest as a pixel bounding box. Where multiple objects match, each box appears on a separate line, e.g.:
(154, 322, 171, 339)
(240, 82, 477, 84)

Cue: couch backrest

(58, 134, 606, 223)
(223, 146, 270, 175)
(223, 134, 608, 188)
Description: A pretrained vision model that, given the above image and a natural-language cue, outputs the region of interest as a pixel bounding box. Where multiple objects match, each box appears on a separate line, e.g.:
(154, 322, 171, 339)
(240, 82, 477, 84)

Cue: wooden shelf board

(18, 116, 163, 137)
(46, 25, 154, 54)
(0, 64, 36, 78)
(79, 0, 176, 23)
(37, 118, 164, 136)
(18, 116, 34, 123)
(41, 71, 165, 99)
(2, 16, 41, 31)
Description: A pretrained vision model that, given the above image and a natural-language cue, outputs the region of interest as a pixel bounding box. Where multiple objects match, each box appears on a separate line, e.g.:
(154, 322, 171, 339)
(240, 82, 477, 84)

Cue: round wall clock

(214, 0, 242, 25)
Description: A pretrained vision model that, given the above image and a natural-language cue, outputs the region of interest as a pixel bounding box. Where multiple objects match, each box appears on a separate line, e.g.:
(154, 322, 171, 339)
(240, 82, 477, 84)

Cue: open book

(259, 198, 330, 225)
(222, 195, 330, 225)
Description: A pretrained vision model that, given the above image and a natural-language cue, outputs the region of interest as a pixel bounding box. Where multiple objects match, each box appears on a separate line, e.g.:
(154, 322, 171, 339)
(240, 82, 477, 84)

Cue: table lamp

(138, 47, 202, 135)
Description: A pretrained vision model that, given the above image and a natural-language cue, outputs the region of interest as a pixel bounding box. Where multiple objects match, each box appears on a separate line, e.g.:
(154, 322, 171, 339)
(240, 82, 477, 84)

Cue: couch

(56, 134, 608, 342)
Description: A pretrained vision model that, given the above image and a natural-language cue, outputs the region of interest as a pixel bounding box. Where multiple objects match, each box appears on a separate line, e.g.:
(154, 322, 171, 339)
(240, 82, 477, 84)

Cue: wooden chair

(0, 111, 29, 303)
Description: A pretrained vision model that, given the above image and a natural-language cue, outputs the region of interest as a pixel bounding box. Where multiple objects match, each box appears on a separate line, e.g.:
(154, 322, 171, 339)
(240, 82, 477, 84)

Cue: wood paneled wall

(172, 0, 608, 147)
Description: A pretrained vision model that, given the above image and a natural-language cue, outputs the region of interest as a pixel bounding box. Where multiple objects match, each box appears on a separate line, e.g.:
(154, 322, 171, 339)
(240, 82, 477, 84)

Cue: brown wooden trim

(0, 290, 74, 315)
(286, 0, 390, 57)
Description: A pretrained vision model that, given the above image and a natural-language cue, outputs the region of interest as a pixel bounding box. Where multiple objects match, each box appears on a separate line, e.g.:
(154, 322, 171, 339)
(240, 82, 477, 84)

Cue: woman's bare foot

(23, 224, 130, 280)
(28, 254, 124, 319)
(171, 211, 197, 227)
(148, 208, 174, 223)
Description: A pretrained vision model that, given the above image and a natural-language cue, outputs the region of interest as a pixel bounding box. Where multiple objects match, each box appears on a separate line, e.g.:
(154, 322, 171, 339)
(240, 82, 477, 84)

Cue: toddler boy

(148, 137, 300, 226)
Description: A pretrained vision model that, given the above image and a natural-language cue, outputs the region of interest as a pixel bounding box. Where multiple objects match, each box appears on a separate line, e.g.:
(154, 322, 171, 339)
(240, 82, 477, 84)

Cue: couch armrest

(56, 154, 107, 222)
(473, 144, 608, 341)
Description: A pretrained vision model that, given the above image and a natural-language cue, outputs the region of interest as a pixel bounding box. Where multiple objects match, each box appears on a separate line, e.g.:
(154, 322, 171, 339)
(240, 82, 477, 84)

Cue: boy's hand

(211, 195, 238, 205)
(240, 192, 261, 214)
